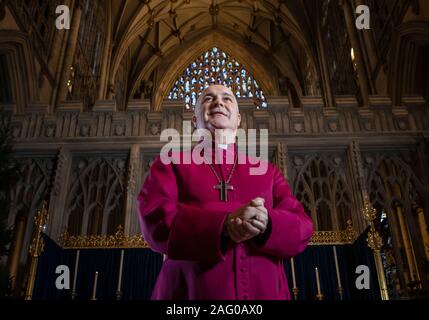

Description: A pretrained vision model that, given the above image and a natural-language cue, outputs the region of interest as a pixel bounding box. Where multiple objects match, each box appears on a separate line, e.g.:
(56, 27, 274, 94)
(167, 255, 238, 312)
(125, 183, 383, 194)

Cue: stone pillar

(98, 1, 112, 99)
(273, 141, 289, 181)
(340, 0, 371, 106)
(45, 147, 73, 241)
(56, 1, 83, 104)
(346, 141, 368, 233)
(316, 25, 335, 108)
(353, 0, 377, 93)
(49, 0, 75, 112)
(124, 144, 142, 235)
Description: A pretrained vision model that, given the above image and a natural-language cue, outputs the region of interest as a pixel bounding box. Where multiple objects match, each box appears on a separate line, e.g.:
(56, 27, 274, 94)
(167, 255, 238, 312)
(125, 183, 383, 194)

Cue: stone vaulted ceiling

(107, 0, 321, 103)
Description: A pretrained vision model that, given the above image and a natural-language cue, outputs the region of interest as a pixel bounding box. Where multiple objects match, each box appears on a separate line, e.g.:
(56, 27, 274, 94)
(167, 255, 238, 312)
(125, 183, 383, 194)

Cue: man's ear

(237, 113, 241, 127)
(192, 115, 197, 128)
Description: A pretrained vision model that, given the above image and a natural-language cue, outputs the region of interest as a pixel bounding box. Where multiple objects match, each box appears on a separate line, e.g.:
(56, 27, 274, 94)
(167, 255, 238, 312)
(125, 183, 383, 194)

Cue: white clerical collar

(218, 143, 228, 150)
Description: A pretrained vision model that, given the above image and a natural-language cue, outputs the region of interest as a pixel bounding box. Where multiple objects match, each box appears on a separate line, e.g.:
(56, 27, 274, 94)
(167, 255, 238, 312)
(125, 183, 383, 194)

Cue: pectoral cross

(214, 181, 234, 202)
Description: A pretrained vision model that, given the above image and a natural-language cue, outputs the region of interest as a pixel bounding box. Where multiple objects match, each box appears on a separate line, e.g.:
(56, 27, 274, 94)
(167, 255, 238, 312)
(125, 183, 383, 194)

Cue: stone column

(49, 0, 74, 112)
(353, 0, 377, 93)
(46, 147, 73, 241)
(124, 144, 142, 235)
(316, 25, 335, 108)
(98, 0, 112, 99)
(56, 0, 83, 105)
(340, 0, 371, 106)
(346, 141, 368, 233)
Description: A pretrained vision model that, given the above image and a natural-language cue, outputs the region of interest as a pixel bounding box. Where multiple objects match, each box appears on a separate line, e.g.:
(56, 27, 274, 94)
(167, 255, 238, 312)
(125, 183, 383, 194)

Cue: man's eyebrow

(200, 91, 234, 99)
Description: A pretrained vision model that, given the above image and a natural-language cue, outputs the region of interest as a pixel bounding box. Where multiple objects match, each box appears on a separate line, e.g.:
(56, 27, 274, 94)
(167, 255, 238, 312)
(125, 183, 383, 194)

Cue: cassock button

(240, 254, 246, 259)
(243, 294, 248, 300)
(242, 281, 247, 286)
(241, 267, 247, 272)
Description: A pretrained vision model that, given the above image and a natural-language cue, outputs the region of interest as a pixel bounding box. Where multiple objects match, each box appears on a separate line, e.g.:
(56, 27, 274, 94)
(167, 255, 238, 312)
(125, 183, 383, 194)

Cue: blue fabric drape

(284, 229, 381, 300)
(33, 232, 380, 300)
(33, 234, 163, 300)
(33, 234, 74, 299)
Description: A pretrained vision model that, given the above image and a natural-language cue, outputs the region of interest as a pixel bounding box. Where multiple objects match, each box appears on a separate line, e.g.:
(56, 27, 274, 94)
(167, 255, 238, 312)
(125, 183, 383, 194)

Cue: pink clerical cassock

(137, 143, 314, 300)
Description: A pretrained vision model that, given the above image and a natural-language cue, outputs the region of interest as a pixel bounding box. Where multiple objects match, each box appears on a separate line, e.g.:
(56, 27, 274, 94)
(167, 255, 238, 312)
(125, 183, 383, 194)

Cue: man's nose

(212, 95, 224, 107)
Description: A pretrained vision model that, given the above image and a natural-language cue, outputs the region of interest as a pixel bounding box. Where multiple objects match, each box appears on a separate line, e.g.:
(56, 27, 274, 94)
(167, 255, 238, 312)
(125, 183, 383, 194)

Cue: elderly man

(137, 84, 313, 300)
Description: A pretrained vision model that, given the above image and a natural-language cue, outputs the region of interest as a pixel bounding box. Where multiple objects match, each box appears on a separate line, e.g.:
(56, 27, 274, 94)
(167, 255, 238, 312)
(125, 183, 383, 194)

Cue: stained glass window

(168, 47, 268, 109)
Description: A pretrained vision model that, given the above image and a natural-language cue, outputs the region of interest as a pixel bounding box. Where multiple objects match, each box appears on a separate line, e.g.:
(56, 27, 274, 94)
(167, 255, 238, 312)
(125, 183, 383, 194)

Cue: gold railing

(58, 220, 358, 249)
(309, 220, 358, 245)
(58, 226, 149, 249)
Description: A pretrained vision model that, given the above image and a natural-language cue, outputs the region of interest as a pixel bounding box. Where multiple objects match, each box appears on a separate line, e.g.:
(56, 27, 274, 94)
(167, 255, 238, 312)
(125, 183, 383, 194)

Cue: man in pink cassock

(137, 84, 313, 300)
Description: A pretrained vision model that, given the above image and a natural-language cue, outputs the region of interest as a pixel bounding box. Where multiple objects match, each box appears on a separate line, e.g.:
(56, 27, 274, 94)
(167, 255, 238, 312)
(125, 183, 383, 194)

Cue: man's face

(193, 85, 241, 133)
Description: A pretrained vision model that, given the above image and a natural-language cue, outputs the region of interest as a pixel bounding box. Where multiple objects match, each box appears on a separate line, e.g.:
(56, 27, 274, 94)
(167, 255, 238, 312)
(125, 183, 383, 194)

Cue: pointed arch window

(167, 47, 267, 109)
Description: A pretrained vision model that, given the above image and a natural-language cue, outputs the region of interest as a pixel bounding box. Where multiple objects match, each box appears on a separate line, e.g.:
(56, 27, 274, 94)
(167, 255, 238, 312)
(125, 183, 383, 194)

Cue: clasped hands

(223, 197, 269, 243)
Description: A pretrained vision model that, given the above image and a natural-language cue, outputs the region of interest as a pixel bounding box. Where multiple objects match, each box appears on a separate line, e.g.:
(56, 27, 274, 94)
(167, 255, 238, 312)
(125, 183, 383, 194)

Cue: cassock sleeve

(137, 156, 228, 262)
(250, 165, 314, 258)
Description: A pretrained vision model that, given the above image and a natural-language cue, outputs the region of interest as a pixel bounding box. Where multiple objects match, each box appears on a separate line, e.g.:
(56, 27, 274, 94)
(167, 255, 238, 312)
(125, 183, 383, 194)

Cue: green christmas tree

(0, 108, 18, 297)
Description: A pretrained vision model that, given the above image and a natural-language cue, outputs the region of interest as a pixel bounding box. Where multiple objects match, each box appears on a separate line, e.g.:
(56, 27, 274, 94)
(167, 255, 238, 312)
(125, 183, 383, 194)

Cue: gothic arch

(389, 21, 429, 105)
(0, 30, 38, 113)
(291, 153, 353, 231)
(65, 156, 127, 236)
(145, 31, 280, 112)
(109, 1, 313, 90)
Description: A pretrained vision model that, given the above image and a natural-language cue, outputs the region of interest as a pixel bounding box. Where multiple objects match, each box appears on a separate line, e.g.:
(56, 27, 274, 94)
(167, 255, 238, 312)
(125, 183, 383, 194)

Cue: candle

(72, 250, 80, 294)
(315, 267, 321, 294)
(117, 250, 124, 292)
(290, 257, 297, 289)
(92, 271, 98, 300)
(333, 246, 342, 287)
